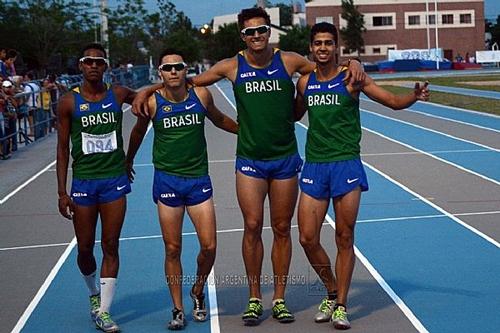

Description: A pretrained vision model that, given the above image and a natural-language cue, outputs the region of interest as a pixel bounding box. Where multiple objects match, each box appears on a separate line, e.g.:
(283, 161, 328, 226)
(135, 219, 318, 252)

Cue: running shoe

(89, 293, 101, 320)
(331, 304, 351, 330)
(168, 308, 186, 330)
(190, 290, 207, 322)
(314, 297, 335, 323)
(95, 311, 120, 332)
(242, 298, 263, 326)
(271, 299, 295, 323)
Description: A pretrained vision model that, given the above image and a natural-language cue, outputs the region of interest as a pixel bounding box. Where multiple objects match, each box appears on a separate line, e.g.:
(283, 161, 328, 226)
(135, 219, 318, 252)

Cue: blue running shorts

(71, 174, 131, 206)
(153, 169, 213, 207)
(299, 158, 369, 199)
(235, 153, 303, 179)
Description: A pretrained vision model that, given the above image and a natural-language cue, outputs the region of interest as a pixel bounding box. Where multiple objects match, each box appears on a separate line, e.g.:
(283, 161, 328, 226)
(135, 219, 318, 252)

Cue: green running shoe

(89, 294, 100, 321)
(331, 305, 351, 330)
(272, 299, 295, 323)
(314, 297, 335, 323)
(95, 311, 120, 333)
(242, 298, 263, 326)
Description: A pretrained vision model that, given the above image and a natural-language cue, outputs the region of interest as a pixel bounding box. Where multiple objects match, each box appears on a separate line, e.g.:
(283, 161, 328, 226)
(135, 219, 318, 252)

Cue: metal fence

(0, 65, 151, 159)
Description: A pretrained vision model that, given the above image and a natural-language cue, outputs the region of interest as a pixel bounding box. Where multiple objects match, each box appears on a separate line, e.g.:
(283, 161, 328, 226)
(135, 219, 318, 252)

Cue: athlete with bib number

(295, 23, 429, 330)
(56, 43, 138, 333)
(125, 49, 237, 330)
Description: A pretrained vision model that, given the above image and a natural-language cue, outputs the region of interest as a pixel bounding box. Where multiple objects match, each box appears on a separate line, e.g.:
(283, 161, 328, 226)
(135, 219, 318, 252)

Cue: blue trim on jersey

(70, 174, 130, 206)
(153, 88, 207, 121)
(153, 169, 213, 207)
(233, 49, 290, 85)
(304, 70, 351, 99)
(235, 153, 303, 179)
(300, 158, 368, 199)
(72, 86, 120, 118)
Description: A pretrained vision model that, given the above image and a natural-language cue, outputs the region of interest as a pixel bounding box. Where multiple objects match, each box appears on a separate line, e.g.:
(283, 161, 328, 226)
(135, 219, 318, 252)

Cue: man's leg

(157, 202, 185, 311)
(332, 187, 361, 329)
(236, 171, 268, 299)
(186, 198, 217, 322)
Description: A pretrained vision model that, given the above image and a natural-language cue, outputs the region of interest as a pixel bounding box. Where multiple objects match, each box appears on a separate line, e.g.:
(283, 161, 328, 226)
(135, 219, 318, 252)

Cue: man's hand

(58, 194, 74, 220)
(344, 59, 366, 86)
(132, 90, 151, 118)
(126, 160, 135, 183)
(414, 81, 430, 101)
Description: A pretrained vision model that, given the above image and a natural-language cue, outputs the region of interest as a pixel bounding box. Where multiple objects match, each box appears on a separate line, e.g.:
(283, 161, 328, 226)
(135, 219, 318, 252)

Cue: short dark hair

(6, 49, 17, 60)
(25, 72, 35, 80)
(158, 48, 184, 64)
(310, 22, 338, 44)
(81, 43, 107, 58)
(237, 7, 271, 31)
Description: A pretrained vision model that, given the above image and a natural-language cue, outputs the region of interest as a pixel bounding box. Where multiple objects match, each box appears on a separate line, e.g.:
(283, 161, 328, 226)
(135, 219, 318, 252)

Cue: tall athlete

(295, 23, 429, 330)
(132, 8, 364, 325)
(126, 49, 237, 330)
(57, 43, 137, 333)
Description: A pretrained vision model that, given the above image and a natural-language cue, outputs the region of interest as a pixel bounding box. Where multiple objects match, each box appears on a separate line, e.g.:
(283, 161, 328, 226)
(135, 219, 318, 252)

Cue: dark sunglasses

(241, 25, 270, 36)
(158, 62, 188, 72)
(79, 56, 108, 66)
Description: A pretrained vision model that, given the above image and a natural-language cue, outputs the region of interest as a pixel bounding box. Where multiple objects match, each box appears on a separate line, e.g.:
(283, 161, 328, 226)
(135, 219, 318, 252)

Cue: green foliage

(275, 3, 293, 27)
(486, 15, 500, 47)
(339, 0, 366, 56)
(204, 23, 245, 62)
(279, 25, 311, 56)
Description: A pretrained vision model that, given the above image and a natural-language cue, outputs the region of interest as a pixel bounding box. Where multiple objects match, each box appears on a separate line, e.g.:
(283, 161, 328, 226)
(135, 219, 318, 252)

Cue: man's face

(79, 49, 108, 82)
(241, 17, 270, 52)
(310, 32, 336, 64)
(158, 54, 187, 89)
(5, 56, 16, 67)
(0, 49, 6, 60)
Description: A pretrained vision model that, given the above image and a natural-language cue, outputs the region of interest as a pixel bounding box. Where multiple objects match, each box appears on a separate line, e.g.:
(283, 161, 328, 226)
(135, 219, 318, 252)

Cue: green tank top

(152, 88, 208, 177)
(303, 70, 361, 162)
(71, 85, 125, 179)
(232, 49, 297, 160)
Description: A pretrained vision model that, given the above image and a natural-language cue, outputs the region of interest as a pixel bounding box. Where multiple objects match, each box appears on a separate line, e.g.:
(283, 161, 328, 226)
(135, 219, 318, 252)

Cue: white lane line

(362, 160, 500, 248)
(0, 105, 132, 205)
(324, 215, 430, 333)
(5, 209, 499, 252)
(417, 100, 500, 119)
(214, 83, 237, 114)
(361, 97, 500, 133)
(208, 267, 221, 333)
(362, 127, 500, 186)
(361, 148, 489, 157)
(362, 109, 500, 153)
(10, 238, 77, 333)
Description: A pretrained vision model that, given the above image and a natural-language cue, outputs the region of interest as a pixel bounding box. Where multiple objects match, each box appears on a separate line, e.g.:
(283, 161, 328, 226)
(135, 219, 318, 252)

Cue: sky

(107, 0, 500, 26)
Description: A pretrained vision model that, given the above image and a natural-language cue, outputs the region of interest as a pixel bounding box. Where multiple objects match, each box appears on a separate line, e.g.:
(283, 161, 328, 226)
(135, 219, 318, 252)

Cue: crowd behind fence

(0, 65, 151, 160)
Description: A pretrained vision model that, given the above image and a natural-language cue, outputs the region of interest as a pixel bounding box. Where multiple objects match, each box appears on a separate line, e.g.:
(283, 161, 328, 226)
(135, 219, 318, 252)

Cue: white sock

(99, 278, 117, 314)
(82, 271, 100, 296)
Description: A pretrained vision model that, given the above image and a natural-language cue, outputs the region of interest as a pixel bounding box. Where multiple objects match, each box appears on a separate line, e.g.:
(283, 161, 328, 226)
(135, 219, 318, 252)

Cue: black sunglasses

(79, 56, 108, 66)
(241, 25, 270, 37)
(158, 62, 188, 72)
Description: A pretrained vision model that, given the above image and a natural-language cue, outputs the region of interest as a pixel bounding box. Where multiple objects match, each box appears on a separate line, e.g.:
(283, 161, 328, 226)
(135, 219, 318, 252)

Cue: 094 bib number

(82, 131, 117, 155)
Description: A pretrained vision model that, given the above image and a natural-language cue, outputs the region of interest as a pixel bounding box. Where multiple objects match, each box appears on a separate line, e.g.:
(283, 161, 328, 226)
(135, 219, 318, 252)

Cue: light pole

(100, 0, 109, 61)
(434, 0, 439, 69)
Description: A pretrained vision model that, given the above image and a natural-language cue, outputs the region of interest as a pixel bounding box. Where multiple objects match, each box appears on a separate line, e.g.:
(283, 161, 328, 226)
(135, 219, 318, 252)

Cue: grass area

(381, 85, 500, 116)
(376, 74, 500, 92)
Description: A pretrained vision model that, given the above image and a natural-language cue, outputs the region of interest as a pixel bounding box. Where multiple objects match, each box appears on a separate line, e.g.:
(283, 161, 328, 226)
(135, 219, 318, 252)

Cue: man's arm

(126, 96, 154, 182)
(114, 85, 137, 106)
(361, 76, 429, 110)
(294, 74, 309, 121)
(132, 83, 162, 117)
(56, 93, 75, 219)
(281, 51, 316, 76)
(191, 57, 238, 86)
(196, 87, 238, 134)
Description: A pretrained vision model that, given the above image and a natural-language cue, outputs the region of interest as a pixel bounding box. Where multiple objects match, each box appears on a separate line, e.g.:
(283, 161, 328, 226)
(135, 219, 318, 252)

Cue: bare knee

(165, 243, 181, 260)
(200, 242, 216, 258)
(272, 219, 291, 239)
(244, 218, 263, 238)
(335, 228, 354, 251)
(100, 238, 119, 258)
(299, 233, 319, 251)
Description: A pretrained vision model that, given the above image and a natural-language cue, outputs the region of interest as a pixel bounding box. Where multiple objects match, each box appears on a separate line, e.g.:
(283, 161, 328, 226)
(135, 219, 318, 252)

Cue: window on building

(387, 47, 395, 51)
(373, 16, 393, 26)
(460, 13, 471, 24)
(373, 47, 381, 54)
(427, 14, 435, 25)
(442, 14, 453, 24)
(408, 15, 420, 25)
(315, 16, 333, 24)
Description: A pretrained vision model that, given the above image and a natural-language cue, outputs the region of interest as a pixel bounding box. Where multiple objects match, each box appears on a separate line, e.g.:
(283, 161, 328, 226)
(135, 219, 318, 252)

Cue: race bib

(82, 131, 117, 155)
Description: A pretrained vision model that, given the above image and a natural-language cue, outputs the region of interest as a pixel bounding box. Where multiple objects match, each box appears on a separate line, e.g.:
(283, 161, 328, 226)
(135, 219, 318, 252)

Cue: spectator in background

(48, 74, 66, 129)
(1, 80, 19, 156)
(1, 50, 17, 80)
(41, 79, 52, 134)
(22, 72, 40, 136)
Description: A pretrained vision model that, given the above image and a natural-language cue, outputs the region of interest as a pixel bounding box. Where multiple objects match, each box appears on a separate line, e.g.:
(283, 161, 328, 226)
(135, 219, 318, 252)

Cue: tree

(279, 25, 311, 55)
(339, 0, 366, 56)
(204, 23, 245, 62)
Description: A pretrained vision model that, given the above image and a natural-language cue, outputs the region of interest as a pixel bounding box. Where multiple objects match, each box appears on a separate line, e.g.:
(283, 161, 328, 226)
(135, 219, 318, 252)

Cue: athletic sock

(82, 271, 100, 296)
(327, 290, 338, 301)
(99, 277, 117, 314)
